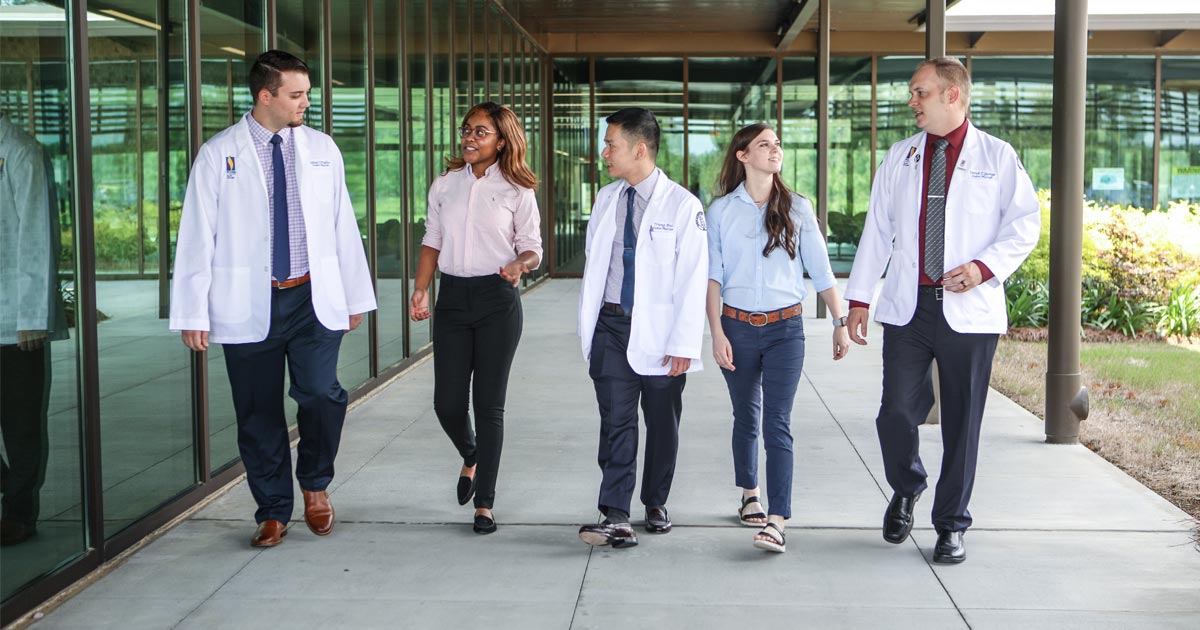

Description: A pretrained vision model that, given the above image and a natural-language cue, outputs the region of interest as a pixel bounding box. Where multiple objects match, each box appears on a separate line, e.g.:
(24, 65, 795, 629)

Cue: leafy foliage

(1005, 278, 1048, 328)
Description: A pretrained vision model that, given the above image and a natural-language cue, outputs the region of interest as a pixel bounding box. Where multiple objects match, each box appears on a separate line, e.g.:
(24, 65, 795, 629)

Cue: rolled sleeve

(797, 198, 837, 293)
(512, 187, 544, 268)
(705, 202, 724, 284)
(420, 178, 443, 250)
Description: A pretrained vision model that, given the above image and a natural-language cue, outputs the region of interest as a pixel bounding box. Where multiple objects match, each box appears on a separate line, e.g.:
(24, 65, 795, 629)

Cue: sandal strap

(741, 495, 761, 508)
(758, 522, 785, 544)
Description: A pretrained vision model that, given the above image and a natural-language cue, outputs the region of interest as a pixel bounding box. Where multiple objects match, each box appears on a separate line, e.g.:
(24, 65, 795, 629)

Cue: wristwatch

(832, 316, 848, 328)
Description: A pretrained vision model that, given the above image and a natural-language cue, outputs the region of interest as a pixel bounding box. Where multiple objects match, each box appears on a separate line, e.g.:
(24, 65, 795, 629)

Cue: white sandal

(752, 522, 786, 553)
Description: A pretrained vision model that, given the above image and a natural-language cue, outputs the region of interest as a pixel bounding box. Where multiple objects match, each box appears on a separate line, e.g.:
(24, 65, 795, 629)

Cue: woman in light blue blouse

(706, 122, 851, 553)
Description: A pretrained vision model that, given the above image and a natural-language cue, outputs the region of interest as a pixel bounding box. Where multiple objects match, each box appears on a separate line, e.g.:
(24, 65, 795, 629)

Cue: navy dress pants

(223, 282, 347, 525)
(589, 309, 685, 517)
(876, 287, 998, 533)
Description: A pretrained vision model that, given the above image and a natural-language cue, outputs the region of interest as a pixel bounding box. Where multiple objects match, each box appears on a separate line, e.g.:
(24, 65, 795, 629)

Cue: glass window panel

(827, 57, 872, 271)
(330, 1, 371, 389)
(277, 0, 324, 130)
(432, 0, 453, 177)
(971, 57, 1054, 192)
(1161, 57, 1200, 205)
(199, 1, 267, 473)
(875, 56, 922, 164)
(374, 0, 405, 370)
(91, 0, 195, 538)
(0, 0, 86, 600)
(686, 57, 776, 205)
(487, 2, 501, 102)
(594, 57, 685, 183)
(407, 0, 431, 352)
(1086, 57, 1155, 208)
(551, 58, 592, 273)
(454, 0, 472, 120)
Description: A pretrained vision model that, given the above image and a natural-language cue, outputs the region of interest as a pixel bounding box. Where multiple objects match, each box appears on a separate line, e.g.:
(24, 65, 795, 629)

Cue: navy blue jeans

(720, 313, 806, 519)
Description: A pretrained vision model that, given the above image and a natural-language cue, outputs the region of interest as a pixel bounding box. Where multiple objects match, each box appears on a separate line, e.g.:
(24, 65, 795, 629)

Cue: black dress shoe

(645, 506, 672, 533)
(882, 492, 921, 544)
(933, 530, 966, 564)
(473, 513, 497, 535)
(457, 473, 476, 505)
(578, 520, 638, 548)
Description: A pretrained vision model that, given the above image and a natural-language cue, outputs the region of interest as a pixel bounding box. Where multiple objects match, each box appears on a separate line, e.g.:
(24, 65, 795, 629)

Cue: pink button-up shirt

(423, 163, 543, 278)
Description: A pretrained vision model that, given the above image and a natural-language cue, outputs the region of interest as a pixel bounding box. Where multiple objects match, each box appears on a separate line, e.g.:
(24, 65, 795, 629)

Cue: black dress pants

(223, 282, 348, 525)
(876, 287, 998, 533)
(432, 273, 523, 511)
(589, 309, 685, 517)
(0, 343, 50, 529)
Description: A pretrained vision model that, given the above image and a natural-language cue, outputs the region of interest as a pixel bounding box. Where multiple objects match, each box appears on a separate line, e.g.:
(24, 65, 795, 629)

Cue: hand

(942, 261, 983, 293)
(499, 260, 528, 287)
(847, 307, 870, 346)
(410, 288, 430, 321)
(181, 330, 209, 352)
(661, 355, 691, 377)
(711, 334, 735, 371)
(832, 325, 851, 360)
(16, 330, 47, 351)
(344, 313, 364, 333)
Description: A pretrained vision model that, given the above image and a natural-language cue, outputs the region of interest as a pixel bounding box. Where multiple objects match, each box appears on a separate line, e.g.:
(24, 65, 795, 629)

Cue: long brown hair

(714, 123, 796, 259)
(444, 102, 538, 190)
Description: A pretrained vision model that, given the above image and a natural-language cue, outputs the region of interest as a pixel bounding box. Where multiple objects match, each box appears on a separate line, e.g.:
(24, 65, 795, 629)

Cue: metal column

(816, 0, 829, 319)
(926, 0, 946, 59)
(1046, 0, 1091, 442)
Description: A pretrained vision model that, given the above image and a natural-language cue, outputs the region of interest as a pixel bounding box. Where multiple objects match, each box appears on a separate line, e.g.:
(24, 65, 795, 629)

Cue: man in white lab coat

(846, 57, 1039, 563)
(170, 51, 376, 548)
(577, 108, 708, 549)
(0, 113, 68, 546)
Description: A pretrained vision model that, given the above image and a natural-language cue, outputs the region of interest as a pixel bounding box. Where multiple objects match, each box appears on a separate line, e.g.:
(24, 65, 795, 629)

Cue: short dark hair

(605, 107, 660, 158)
(248, 50, 310, 102)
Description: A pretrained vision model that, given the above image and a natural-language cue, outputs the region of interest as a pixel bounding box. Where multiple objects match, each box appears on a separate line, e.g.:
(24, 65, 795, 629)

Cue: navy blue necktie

(270, 134, 290, 281)
(619, 187, 637, 314)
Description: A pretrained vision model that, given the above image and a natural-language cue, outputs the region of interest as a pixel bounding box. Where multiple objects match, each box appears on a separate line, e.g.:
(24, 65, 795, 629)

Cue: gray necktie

(924, 138, 950, 282)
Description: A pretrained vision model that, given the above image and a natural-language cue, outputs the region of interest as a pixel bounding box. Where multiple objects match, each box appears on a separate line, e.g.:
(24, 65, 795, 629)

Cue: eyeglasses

(459, 126, 498, 139)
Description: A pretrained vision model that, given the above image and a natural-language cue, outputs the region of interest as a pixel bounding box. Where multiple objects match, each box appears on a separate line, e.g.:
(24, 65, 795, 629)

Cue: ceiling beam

(968, 31, 987, 48)
(776, 0, 819, 52)
(1158, 29, 1185, 47)
(909, 0, 963, 28)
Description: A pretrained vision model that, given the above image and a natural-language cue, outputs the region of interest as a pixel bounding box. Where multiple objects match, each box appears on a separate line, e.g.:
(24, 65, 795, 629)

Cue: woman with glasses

(411, 102, 542, 535)
(705, 122, 851, 553)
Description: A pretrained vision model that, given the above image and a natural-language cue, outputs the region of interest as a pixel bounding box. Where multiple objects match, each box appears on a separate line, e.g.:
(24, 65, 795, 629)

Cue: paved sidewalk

(31, 279, 1200, 629)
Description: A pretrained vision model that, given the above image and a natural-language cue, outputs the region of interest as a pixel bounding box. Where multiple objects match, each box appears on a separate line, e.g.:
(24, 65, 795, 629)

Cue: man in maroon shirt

(844, 57, 1040, 564)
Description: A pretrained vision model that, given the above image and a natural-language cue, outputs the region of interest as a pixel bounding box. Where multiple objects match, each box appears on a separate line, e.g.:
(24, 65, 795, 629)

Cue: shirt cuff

(973, 260, 995, 282)
(849, 300, 870, 311)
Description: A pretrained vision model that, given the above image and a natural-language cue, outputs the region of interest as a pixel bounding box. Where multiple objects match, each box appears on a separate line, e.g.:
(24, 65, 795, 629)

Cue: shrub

(1080, 277, 1162, 337)
(1005, 278, 1048, 328)
(1158, 283, 1200, 340)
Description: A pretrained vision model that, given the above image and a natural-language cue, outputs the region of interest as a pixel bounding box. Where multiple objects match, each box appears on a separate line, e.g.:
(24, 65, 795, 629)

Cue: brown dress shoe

(303, 489, 335, 536)
(251, 520, 287, 547)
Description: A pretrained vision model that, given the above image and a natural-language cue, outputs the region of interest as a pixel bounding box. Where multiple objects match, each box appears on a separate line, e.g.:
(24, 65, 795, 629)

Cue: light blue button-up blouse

(706, 182, 837, 312)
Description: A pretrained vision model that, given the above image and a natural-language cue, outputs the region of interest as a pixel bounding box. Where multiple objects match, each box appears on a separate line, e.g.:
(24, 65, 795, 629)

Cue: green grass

(1078, 343, 1200, 429)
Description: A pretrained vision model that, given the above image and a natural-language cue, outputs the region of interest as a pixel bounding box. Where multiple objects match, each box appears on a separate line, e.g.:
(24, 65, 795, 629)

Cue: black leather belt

(601, 302, 630, 317)
(918, 285, 944, 301)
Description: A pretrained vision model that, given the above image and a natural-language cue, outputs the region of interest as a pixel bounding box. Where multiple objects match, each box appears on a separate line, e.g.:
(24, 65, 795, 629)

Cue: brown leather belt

(272, 272, 311, 289)
(722, 303, 803, 327)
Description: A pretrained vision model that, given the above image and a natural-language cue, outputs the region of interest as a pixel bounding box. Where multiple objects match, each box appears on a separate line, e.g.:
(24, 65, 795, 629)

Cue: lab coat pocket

(210, 266, 251, 323)
(649, 231, 676, 266)
(965, 179, 999, 214)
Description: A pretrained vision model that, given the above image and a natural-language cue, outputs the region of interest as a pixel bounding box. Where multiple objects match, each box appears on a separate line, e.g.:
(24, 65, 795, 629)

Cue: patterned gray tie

(924, 138, 950, 282)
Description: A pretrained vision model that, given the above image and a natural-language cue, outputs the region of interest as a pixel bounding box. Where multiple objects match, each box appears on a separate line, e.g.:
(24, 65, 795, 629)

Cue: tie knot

(627, 187, 636, 200)
(934, 138, 949, 151)
(270, 134, 283, 146)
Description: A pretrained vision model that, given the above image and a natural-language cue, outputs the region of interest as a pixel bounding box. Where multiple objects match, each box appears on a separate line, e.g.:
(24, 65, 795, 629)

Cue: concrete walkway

(31, 279, 1200, 629)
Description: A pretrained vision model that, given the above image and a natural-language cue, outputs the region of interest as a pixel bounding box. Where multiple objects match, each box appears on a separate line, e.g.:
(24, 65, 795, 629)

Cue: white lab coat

(578, 168, 708, 375)
(846, 121, 1040, 334)
(169, 118, 376, 343)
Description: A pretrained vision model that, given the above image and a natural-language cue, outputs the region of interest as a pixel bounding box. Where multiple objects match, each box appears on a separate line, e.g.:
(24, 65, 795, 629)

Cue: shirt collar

(244, 111, 291, 146)
(730, 181, 762, 208)
(463, 161, 501, 181)
(928, 118, 969, 152)
(625, 168, 659, 202)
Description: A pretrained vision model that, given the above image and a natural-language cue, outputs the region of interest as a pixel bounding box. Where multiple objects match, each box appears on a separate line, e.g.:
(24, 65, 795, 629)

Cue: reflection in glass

(1160, 57, 1200, 205)
(875, 56, 922, 164)
(89, 0, 194, 538)
(551, 58, 592, 273)
(408, 0, 431, 351)
(374, 0, 405, 370)
(277, 0, 324, 130)
(687, 58, 775, 205)
(595, 58, 685, 183)
(331, 1, 371, 389)
(971, 57, 1054, 191)
(826, 57, 872, 271)
(1, 1, 85, 597)
(1086, 57, 1155, 208)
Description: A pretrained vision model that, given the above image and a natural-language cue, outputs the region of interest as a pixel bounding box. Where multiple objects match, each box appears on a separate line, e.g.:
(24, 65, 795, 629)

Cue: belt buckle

(934, 287, 943, 301)
(747, 312, 768, 327)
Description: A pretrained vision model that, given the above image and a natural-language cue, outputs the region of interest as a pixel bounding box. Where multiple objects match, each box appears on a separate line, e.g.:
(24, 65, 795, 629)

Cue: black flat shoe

(473, 514, 497, 535)
(645, 506, 672, 533)
(578, 520, 638, 548)
(883, 492, 921, 544)
(457, 474, 476, 505)
(933, 530, 966, 564)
